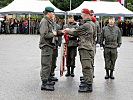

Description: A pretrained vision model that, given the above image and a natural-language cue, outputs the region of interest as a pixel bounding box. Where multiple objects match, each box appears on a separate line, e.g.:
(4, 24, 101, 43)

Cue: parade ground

(0, 34, 133, 100)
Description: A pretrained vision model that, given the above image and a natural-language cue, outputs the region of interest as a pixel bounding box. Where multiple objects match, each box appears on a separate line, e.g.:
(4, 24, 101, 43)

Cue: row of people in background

(0, 17, 40, 34)
(99, 19, 133, 36)
(0, 16, 133, 36)
(117, 20, 133, 36)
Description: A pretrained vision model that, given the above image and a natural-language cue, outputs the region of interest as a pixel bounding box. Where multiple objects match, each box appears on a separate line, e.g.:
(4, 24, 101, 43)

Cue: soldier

(90, 10, 101, 78)
(100, 17, 122, 79)
(90, 10, 101, 44)
(64, 8, 94, 92)
(64, 15, 78, 77)
(39, 7, 57, 91)
(50, 13, 61, 81)
(90, 13, 97, 78)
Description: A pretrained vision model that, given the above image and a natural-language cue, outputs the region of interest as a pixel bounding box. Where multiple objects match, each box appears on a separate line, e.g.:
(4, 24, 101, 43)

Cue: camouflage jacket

(95, 21, 101, 44)
(53, 21, 62, 48)
(39, 16, 55, 49)
(89, 21, 97, 46)
(67, 18, 94, 51)
(64, 22, 78, 47)
(100, 24, 122, 48)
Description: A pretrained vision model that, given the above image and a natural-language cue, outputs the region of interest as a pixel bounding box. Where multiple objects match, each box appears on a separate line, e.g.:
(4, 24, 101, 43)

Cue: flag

(118, 0, 125, 5)
(118, 0, 125, 20)
(60, 32, 68, 76)
(93, 0, 100, 1)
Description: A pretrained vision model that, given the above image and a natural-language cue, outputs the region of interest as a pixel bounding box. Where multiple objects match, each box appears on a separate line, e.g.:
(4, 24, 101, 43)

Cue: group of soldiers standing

(39, 6, 122, 93)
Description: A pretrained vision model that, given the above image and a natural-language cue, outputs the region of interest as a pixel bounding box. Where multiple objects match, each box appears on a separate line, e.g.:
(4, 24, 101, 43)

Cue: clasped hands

(52, 28, 70, 36)
(62, 28, 70, 34)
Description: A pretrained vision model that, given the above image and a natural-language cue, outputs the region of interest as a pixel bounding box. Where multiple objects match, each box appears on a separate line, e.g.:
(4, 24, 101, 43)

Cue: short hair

(67, 15, 73, 19)
(90, 10, 94, 13)
(43, 11, 48, 15)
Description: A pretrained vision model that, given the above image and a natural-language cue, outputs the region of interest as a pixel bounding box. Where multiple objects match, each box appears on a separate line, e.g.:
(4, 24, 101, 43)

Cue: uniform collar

(107, 24, 115, 28)
(83, 18, 91, 23)
(68, 22, 76, 25)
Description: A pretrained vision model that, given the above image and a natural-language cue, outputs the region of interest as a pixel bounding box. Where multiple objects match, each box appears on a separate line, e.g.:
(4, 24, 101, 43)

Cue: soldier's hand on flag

(117, 48, 120, 52)
(65, 28, 70, 31)
(64, 28, 70, 33)
(61, 29, 66, 33)
(53, 31, 57, 36)
(100, 47, 103, 50)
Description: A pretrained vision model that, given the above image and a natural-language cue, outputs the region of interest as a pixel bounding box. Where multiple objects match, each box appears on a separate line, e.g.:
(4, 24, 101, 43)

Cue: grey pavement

(0, 34, 133, 100)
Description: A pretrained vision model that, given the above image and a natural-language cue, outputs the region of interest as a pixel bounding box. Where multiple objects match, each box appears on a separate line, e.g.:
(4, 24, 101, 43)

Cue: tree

(0, 0, 13, 8)
(50, 0, 84, 11)
(125, 0, 133, 11)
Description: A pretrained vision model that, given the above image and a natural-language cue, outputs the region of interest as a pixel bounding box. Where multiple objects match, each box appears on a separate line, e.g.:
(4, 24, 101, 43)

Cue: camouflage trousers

(79, 49, 94, 84)
(40, 46, 53, 81)
(104, 47, 117, 70)
(92, 44, 96, 76)
(51, 48, 58, 75)
(67, 46, 77, 68)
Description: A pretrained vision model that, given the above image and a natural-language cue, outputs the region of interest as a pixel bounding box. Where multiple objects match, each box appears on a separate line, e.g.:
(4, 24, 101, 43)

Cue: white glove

(117, 48, 120, 52)
(100, 47, 103, 50)
(96, 44, 100, 47)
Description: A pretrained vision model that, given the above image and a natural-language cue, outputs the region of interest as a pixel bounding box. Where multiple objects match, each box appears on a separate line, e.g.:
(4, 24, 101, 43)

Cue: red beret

(81, 8, 90, 14)
(91, 16, 96, 22)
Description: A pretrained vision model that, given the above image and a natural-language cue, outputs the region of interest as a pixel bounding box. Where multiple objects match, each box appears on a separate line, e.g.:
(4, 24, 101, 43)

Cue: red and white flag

(118, 0, 125, 5)
(118, 0, 125, 20)
(93, 0, 100, 1)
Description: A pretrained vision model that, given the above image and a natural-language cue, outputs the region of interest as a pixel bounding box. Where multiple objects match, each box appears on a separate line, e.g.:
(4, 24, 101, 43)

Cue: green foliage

(0, 0, 13, 8)
(50, 0, 133, 11)
(126, 0, 133, 3)
(50, 0, 84, 11)
(127, 3, 133, 11)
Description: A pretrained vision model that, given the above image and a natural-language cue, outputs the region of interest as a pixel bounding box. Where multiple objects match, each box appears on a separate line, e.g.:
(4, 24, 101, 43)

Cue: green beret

(45, 7, 54, 12)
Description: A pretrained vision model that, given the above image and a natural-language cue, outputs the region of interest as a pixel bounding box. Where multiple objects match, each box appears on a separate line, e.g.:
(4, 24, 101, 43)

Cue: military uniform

(39, 15, 55, 81)
(89, 18, 97, 78)
(51, 22, 61, 77)
(100, 24, 122, 79)
(39, 7, 56, 91)
(63, 22, 78, 77)
(67, 18, 94, 87)
(95, 21, 101, 44)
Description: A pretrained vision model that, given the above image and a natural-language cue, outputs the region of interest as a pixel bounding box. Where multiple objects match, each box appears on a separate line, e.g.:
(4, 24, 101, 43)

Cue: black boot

(65, 67, 70, 77)
(47, 80, 55, 85)
(80, 76, 84, 81)
(41, 81, 54, 91)
(49, 76, 58, 82)
(50, 72, 55, 77)
(78, 83, 92, 93)
(110, 70, 115, 79)
(71, 67, 75, 77)
(79, 80, 85, 87)
(105, 69, 109, 79)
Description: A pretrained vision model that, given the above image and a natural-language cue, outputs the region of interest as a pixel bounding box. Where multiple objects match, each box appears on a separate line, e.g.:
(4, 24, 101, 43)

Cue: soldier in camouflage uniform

(100, 17, 122, 79)
(90, 10, 101, 44)
(65, 8, 94, 92)
(90, 14, 97, 78)
(39, 7, 57, 91)
(63, 15, 78, 77)
(90, 10, 101, 78)
(50, 13, 61, 81)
